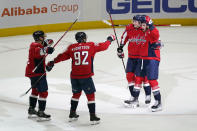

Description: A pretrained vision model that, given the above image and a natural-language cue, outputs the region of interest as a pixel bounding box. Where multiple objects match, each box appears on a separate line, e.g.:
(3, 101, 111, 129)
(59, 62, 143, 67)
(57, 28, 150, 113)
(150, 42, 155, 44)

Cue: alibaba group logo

(1, 4, 78, 17)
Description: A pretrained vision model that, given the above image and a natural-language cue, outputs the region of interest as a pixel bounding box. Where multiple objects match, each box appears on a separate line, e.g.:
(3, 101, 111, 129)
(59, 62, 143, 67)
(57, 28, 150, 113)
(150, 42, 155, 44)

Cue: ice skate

(68, 112, 79, 122)
(90, 114, 100, 125)
(151, 100, 162, 112)
(124, 96, 134, 107)
(145, 95, 151, 104)
(37, 111, 51, 122)
(28, 107, 38, 118)
(124, 97, 139, 108)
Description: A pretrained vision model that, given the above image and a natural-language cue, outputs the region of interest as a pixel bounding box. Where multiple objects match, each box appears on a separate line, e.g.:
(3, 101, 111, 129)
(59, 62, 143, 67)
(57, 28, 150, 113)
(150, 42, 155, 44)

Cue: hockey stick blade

(20, 92, 27, 97)
(20, 86, 32, 97)
(170, 24, 182, 27)
(103, 19, 181, 27)
(102, 19, 126, 27)
(102, 19, 112, 26)
(156, 24, 182, 27)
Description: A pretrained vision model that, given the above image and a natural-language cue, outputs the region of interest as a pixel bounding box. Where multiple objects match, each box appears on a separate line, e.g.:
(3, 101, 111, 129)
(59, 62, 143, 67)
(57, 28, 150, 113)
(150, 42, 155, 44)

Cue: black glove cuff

(120, 44, 124, 48)
(47, 47, 54, 54)
(46, 66, 52, 72)
(48, 61, 54, 66)
(149, 24, 155, 31)
(117, 47, 123, 53)
(107, 36, 113, 42)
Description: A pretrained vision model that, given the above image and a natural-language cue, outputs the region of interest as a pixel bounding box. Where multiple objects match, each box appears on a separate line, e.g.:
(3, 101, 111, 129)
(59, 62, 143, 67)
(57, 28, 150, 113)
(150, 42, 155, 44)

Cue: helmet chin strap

(83, 38, 87, 43)
(38, 36, 45, 44)
(79, 39, 87, 43)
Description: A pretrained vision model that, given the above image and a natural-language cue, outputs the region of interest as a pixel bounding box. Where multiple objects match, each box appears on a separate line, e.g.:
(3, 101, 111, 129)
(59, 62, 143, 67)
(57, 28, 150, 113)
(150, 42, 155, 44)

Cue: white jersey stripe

(30, 95, 38, 98)
(121, 31, 127, 45)
(71, 98, 79, 102)
(88, 101, 95, 104)
(38, 97, 46, 101)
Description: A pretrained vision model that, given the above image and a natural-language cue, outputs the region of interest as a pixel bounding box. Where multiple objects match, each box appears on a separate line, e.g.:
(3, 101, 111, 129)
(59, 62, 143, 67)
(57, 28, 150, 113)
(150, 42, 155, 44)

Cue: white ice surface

(0, 27, 197, 131)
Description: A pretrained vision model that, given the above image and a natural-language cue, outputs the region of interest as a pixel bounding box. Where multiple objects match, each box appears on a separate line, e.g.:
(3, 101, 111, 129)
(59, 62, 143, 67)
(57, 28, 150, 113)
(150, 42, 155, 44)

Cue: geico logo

(1, 6, 47, 17)
(51, 4, 78, 13)
(106, 0, 197, 14)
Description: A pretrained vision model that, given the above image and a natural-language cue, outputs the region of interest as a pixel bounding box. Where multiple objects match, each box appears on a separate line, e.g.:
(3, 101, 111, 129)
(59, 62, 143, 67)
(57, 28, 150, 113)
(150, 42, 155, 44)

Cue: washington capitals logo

(128, 35, 146, 45)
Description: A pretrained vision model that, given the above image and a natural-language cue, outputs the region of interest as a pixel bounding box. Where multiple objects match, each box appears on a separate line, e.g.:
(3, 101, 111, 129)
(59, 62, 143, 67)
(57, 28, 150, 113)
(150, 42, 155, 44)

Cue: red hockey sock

(126, 72, 135, 86)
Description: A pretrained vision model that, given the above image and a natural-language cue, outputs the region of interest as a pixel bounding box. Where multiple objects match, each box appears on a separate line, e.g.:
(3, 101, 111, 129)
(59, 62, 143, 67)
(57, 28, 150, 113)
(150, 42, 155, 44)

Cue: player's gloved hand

(117, 44, 124, 53)
(150, 40, 163, 49)
(117, 52, 124, 58)
(145, 16, 154, 30)
(107, 35, 116, 42)
(43, 39, 54, 47)
(117, 44, 124, 58)
(46, 61, 54, 72)
(46, 47, 54, 54)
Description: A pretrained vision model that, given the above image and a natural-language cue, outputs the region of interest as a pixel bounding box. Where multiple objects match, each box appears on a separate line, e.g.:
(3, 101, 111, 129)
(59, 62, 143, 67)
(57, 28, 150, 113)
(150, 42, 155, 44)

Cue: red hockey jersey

(140, 27, 160, 61)
(121, 24, 145, 59)
(53, 41, 111, 79)
(25, 42, 46, 77)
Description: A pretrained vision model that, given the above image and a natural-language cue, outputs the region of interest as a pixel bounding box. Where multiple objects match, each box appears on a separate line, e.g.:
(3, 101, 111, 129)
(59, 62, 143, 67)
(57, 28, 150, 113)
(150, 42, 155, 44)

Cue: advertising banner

(103, 0, 197, 20)
(0, 0, 81, 29)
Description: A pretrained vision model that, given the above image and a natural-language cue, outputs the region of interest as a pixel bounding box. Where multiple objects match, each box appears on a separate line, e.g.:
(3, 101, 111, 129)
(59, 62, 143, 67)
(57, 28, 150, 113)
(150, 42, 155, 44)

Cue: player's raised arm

(46, 46, 71, 72)
(54, 48, 71, 63)
(94, 35, 115, 52)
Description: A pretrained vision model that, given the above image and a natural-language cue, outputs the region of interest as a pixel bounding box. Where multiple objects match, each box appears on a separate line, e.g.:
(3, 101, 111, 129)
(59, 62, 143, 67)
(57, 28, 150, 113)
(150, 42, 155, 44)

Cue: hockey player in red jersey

(141, 15, 162, 112)
(131, 15, 162, 112)
(25, 30, 54, 121)
(117, 15, 151, 107)
(47, 32, 115, 124)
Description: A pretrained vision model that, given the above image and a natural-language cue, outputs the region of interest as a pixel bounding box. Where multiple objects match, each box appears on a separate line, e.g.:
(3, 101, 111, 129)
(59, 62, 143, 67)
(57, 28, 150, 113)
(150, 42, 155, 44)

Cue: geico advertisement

(105, 0, 197, 19)
(0, 0, 81, 28)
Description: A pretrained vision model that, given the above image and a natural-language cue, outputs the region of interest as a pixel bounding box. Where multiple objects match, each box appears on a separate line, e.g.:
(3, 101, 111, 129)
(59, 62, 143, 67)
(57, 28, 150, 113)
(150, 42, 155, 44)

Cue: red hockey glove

(44, 39, 54, 46)
(145, 16, 154, 30)
(117, 52, 124, 58)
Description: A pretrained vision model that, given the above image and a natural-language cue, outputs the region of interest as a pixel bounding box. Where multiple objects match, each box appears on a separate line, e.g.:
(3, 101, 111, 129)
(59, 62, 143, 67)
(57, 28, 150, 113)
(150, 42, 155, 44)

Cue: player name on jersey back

(72, 45, 90, 51)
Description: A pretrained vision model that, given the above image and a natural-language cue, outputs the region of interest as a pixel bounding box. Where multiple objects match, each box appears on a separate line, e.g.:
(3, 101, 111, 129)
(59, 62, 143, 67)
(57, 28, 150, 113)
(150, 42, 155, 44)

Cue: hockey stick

(107, 11, 126, 72)
(32, 11, 80, 73)
(102, 19, 182, 27)
(20, 73, 46, 97)
(102, 19, 126, 27)
(20, 12, 80, 97)
(155, 24, 182, 27)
